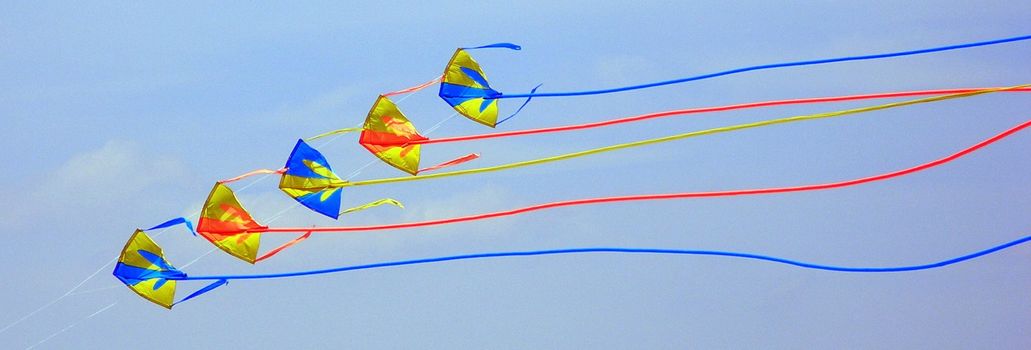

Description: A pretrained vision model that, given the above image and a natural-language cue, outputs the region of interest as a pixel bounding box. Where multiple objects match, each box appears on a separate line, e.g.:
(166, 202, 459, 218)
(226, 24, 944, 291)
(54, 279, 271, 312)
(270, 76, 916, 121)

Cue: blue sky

(2, 1, 1030, 348)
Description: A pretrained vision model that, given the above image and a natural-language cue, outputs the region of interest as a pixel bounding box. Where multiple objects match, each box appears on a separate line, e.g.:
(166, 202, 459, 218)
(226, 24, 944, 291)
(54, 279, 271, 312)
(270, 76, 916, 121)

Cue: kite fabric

(438, 34, 1031, 126)
(357, 95, 480, 175)
(306, 75, 444, 142)
(195, 183, 317, 264)
(279, 139, 348, 219)
(112, 229, 228, 309)
(359, 95, 430, 175)
(117, 227, 1031, 308)
(195, 181, 402, 263)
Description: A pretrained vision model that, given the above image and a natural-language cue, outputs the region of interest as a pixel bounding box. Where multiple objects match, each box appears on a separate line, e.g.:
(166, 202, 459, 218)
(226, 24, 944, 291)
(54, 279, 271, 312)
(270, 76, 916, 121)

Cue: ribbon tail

(219, 168, 287, 184)
(463, 43, 522, 51)
(495, 84, 542, 126)
(340, 198, 405, 215)
(417, 153, 480, 174)
(254, 231, 313, 263)
(383, 76, 444, 97)
(306, 128, 363, 142)
(145, 217, 197, 237)
(172, 279, 228, 307)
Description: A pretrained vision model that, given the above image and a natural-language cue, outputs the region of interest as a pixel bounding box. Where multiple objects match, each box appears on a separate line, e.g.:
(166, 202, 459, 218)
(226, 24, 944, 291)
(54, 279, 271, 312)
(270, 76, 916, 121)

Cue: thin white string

(6, 82, 459, 344)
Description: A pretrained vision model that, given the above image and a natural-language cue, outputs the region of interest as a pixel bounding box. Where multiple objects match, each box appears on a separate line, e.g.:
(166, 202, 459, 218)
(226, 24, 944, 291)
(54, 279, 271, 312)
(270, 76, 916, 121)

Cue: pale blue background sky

(2, 1, 1031, 349)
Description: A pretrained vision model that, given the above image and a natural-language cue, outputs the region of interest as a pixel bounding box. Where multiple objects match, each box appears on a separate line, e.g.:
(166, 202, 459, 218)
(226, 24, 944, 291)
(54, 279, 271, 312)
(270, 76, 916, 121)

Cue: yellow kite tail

(345, 85, 1027, 187)
(339, 198, 404, 215)
(306, 127, 363, 142)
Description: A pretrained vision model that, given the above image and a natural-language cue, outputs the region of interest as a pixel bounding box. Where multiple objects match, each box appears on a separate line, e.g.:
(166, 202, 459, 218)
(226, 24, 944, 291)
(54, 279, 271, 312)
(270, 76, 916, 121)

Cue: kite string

(0, 172, 277, 335)
(259, 117, 1031, 233)
(491, 34, 1031, 99)
(346, 85, 1026, 187)
(1, 81, 435, 334)
(24, 302, 116, 350)
(177, 234, 1031, 280)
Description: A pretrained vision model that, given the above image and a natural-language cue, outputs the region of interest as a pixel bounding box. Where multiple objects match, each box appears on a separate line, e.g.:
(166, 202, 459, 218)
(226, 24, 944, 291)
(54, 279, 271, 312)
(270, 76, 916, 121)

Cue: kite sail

(438, 44, 511, 127)
(279, 139, 348, 218)
(439, 35, 1031, 127)
(195, 182, 316, 264)
(113, 229, 227, 309)
(358, 95, 479, 175)
(220, 139, 406, 220)
(115, 227, 1031, 308)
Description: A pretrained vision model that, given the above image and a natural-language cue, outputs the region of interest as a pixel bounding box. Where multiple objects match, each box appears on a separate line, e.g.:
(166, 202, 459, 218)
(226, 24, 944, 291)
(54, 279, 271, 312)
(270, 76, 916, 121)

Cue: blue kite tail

(491, 34, 1031, 99)
(464, 42, 521, 51)
(495, 84, 543, 126)
(172, 279, 228, 307)
(175, 234, 1031, 281)
(145, 217, 196, 236)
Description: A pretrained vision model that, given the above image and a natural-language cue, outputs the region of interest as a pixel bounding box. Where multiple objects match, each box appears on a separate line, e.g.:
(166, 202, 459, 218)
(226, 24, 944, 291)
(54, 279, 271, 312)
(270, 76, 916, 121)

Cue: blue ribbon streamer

(495, 83, 543, 126)
(172, 279, 228, 306)
(173, 234, 1031, 281)
(145, 217, 196, 236)
(463, 42, 521, 51)
(479, 34, 1031, 99)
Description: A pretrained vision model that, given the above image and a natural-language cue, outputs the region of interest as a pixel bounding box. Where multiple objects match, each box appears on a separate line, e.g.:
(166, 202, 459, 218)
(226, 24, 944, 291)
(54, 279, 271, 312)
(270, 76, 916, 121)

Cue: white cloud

(32, 140, 187, 201)
(265, 86, 364, 125)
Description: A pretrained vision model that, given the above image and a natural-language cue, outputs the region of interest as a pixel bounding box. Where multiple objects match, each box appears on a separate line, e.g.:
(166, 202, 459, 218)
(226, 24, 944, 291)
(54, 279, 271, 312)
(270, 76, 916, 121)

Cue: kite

(438, 35, 1031, 127)
(184, 116, 1030, 263)
(113, 225, 226, 309)
(111, 34, 1031, 310)
(219, 138, 405, 221)
(356, 95, 479, 175)
(114, 227, 1031, 308)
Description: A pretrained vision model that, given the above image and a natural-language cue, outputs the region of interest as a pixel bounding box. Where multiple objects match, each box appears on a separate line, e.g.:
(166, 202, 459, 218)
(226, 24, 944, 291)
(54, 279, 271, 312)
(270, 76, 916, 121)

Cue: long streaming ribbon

(379, 87, 1031, 146)
(219, 168, 287, 183)
(254, 116, 1031, 234)
(472, 34, 1031, 99)
(174, 234, 1031, 281)
(382, 76, 444, 97)
(341, 85, 1026, 188)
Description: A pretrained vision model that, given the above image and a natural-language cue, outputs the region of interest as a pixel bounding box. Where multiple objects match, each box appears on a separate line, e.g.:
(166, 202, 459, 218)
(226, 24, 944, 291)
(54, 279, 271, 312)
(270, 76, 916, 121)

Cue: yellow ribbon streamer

(306, 127, 363, 141)
(341, 85, 1025, 188)
(339, 198, 405, 215)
